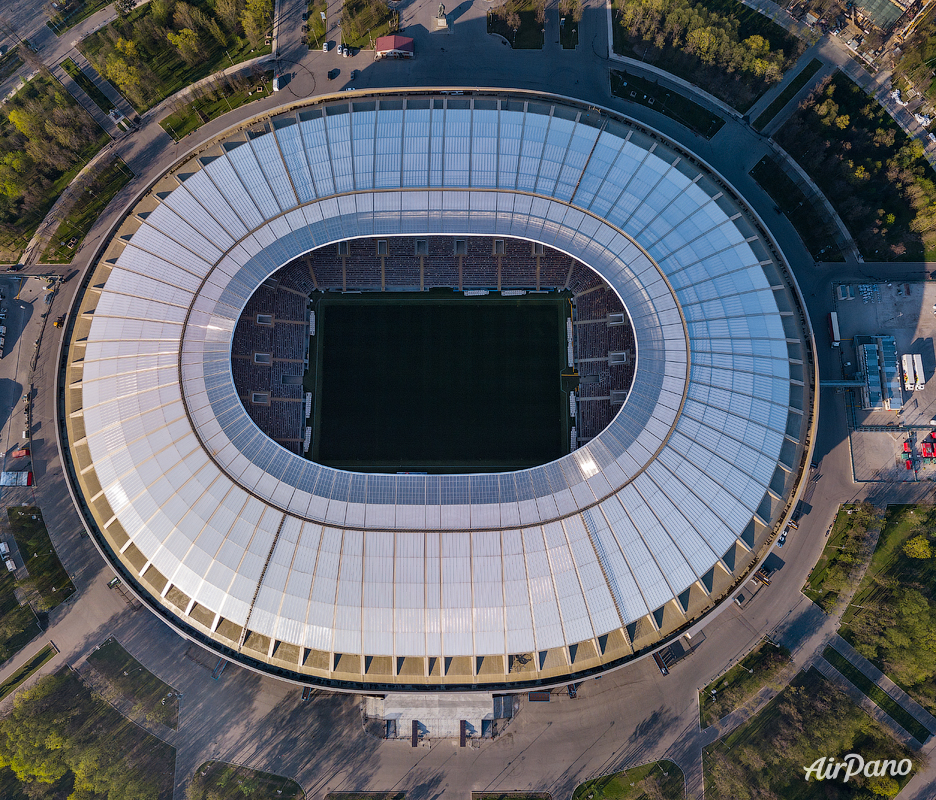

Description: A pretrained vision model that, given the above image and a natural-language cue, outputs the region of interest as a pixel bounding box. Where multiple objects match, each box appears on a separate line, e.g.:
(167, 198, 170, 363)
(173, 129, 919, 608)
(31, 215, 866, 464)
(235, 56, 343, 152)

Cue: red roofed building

(375, 35, 414, 59)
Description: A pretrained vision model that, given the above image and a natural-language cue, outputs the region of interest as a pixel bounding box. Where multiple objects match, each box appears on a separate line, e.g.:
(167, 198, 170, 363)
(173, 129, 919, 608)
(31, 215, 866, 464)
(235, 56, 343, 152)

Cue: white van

(4, 558, 15, 572)
(0, 542, 8, 556)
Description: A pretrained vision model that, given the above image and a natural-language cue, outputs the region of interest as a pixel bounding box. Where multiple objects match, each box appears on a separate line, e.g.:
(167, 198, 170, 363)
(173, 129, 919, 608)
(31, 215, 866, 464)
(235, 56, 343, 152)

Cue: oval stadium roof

(62, 90, 816, 690)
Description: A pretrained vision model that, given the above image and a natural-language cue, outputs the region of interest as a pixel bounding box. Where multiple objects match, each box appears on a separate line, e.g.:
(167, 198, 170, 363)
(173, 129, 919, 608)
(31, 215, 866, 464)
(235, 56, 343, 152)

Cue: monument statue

(438, 3, 445, 17)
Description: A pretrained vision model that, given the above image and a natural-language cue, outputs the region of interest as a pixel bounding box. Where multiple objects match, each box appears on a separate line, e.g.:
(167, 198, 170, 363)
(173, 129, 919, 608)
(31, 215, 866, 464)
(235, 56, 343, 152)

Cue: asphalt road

(0, 0, 935, 799)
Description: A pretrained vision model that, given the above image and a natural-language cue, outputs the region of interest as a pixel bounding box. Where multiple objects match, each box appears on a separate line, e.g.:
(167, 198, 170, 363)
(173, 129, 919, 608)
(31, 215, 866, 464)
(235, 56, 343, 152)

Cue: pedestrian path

(813, 655, 922, 746)
(51, 64, 119, 137)
(68, 51, 137, 120)
(759, 61, 834, 137)
(744, 41, 826, 124)
(828, 634, 936, 736)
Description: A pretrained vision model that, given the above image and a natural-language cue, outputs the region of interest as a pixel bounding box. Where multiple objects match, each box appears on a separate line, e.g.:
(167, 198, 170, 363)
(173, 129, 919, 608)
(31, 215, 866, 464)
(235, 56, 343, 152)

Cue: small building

(375, 35, 414, 60)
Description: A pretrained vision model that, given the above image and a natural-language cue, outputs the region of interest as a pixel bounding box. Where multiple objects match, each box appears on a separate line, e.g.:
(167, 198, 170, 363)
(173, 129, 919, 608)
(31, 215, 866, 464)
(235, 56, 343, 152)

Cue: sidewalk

(827, 634, 936, 736)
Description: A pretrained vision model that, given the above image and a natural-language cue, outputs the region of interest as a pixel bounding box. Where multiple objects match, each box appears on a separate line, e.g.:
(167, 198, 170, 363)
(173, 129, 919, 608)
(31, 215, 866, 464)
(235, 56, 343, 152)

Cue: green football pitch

(309, 292, 571, 472)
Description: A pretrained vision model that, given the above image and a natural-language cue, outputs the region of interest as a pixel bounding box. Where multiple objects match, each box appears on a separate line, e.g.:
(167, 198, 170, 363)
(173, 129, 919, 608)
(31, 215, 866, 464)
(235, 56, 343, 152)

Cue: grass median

(0, 643, 56, 701)
(61, 57, 114, 114)
(753, 58, 823, 131)
(823, 646, 931, 743)
(47, 0, 111, 36)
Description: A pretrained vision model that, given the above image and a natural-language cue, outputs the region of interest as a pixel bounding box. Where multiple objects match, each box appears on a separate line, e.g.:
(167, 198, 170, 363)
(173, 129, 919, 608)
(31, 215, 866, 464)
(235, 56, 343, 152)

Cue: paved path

(828, 634, 936, 737)
(758, 60, 834, 137)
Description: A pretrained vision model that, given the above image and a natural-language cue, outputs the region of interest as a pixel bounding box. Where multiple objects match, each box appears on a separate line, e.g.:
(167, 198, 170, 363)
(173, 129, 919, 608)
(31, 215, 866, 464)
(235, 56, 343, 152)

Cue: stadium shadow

(0, 377, 22, 439)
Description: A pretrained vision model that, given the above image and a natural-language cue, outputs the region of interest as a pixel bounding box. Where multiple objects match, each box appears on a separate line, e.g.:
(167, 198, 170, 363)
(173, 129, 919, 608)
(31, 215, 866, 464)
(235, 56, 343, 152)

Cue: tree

(904, 534, 932, 559)
(105, 53, 144, 105)
(240, 0, 272, 48)
(149, 0, 176, 26)
(167, 28, 204, 66)
(868, 773, 900, 797)
(215, 0, 242, 32)
(206, 17, 229, 47)
(115, 0, 136, 17)
(115, 36, 139, 59)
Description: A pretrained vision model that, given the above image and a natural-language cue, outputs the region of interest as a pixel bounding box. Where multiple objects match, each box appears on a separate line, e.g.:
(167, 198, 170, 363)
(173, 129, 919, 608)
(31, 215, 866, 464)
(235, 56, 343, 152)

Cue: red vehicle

(903, 441, 912, 453)
(923, 443, 934, 458)
(9, 448, 28, 459)
(907, 460, 914, 470)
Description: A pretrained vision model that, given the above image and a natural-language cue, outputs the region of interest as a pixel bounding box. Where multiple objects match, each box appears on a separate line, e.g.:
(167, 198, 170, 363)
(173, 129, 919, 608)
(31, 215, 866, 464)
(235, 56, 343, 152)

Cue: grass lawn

(0, 48, 23, 84)
(306, 0, 328, 48)
(611, 70, 725, 139)
(87, 637, 179, 729)
(488, 2, 544, 49)
(79, 1, 272, 114)
(7, 507, 74, 610)
(0, 604, 42, 665)
(837, 504, 936, 713)
(311, 292, 569, 471)
(753, 58, 823, 130)
(342, 0, 396, 49)
(571, 761, 684, 800)
(700, 639, 791, 728)
(560, 17, 579, 48)
(47, 0, 111, 35)
(160, 71, 273, 141)
(0, 234, 27, 264)
(0, 539, 42, 665)
(190, 761, 304, 800)
(0, 74, 110, 256)
(748, 155, 845, 261)
(40, 158, 134, 264)
(0, 669, 176, 800)
(822, 646, 931, 743)
(840, 505, 930, 626)
(802, 504, 873, 610)
(703, 667, 918, 799)
(61, 57, 114, 114)
(475, 796, 550, 800)
(0, 643, 56, 701)
(611, 0, 801, 112)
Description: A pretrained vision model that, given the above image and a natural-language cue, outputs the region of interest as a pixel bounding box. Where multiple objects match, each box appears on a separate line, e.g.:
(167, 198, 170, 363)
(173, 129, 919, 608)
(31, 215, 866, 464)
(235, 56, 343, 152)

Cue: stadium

(58, 89, 817, 692)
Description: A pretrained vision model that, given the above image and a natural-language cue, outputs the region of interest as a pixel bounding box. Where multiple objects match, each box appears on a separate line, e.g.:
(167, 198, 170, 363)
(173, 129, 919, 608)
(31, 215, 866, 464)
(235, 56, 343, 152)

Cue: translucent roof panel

(72, 92, 808, 671)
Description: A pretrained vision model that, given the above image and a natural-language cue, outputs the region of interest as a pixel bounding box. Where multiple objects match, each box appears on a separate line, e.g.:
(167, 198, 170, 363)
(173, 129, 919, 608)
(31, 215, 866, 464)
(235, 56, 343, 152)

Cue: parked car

(0, 542, 8, 555)
(323, 41, 329, 52)
(4, 558, 15, 572)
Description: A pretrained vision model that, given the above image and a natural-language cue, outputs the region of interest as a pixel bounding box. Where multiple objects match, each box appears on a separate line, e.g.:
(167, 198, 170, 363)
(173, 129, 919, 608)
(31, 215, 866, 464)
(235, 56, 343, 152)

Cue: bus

(828, 312, 841, 347)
